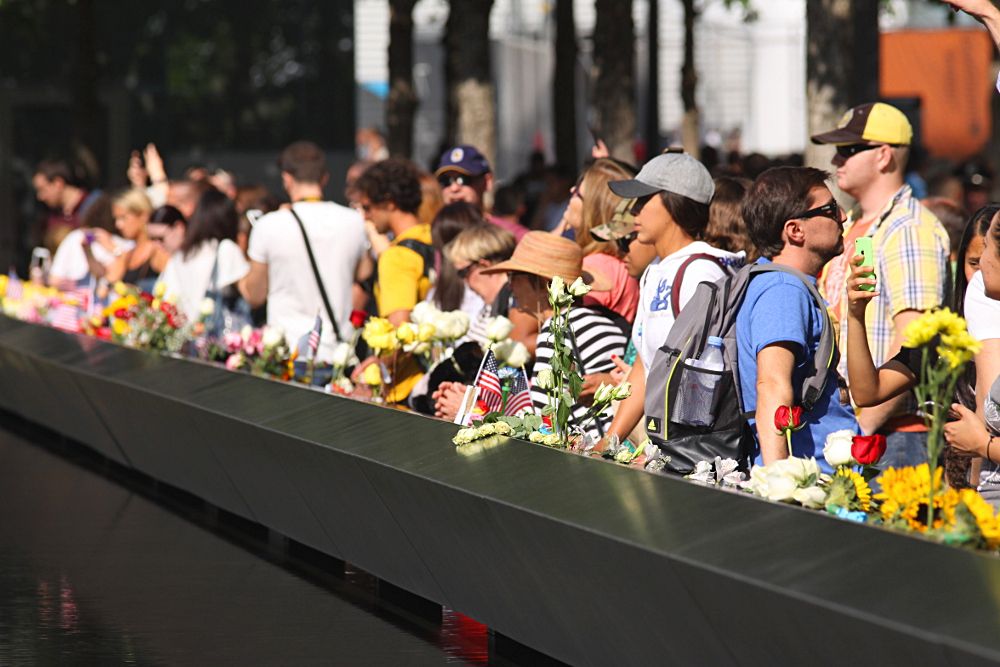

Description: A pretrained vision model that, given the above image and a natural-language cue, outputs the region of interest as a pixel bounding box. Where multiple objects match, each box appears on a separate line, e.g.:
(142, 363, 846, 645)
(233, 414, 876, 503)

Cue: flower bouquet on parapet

(221, 325, 296, 381)
(820, 430, 886, 522)
(87, 281, 190, 353)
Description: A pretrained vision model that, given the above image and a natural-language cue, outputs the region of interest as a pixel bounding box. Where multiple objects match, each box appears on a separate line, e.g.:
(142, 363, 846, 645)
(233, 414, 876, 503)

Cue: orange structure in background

(881, 29, 994, 160)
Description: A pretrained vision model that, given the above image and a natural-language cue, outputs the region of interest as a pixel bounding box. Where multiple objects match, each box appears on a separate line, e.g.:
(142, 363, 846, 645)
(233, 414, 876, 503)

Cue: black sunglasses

(835, 143, 899, 160)
(438, 173, 482, 189)
(630, 193, 656, 216)
(615, 231, 638, 254)
(455, 261, 480, 280)
(791, 199, 842, 221)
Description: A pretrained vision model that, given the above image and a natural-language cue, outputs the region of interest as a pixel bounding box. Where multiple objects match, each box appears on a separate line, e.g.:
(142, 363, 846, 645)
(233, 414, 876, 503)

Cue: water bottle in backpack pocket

(673, 336, 725, 427)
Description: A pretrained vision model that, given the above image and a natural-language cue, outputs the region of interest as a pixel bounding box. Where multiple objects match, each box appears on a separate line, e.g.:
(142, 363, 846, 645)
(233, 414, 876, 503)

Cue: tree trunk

(804, 0, 880, 171)
(72, 0, 101, 186)
(553, 0, 578, 170)
(592, 0, 636, 162)
(387, 0, 418, 158)
(680, 0, 700, 159)
(444, 0, 496, 167)
(645, 0, 660, 157)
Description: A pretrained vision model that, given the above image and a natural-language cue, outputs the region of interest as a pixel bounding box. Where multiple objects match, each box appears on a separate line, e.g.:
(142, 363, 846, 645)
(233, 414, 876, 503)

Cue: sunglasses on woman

(615, 231, 638, 254)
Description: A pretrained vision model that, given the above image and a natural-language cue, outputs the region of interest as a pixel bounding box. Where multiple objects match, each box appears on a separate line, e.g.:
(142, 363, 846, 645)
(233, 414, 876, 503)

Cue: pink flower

(225, 353, 246, 371)
(223, 332, 243, 354)
(244, 329, 263, 355)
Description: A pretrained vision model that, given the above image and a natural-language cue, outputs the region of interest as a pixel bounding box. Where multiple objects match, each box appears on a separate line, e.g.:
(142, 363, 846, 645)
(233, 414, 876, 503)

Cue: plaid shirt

(821, 185, 949, 409)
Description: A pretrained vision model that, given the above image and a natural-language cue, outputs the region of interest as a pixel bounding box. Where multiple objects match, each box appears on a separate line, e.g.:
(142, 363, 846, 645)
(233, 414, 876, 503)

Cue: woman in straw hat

(434, 231, 627, 440)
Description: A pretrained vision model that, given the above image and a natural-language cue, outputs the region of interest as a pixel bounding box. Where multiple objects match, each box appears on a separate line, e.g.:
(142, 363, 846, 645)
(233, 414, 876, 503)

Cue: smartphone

(854, 237, 875, 292)
(29, 247, 51, 284)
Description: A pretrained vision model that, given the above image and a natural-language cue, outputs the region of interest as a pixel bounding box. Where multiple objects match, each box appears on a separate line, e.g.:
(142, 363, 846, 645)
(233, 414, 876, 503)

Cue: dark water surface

(0, 423, 490, 666)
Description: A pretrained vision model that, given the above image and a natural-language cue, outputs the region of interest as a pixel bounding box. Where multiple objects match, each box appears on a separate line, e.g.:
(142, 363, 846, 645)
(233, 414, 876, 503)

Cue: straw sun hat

(481, 231, 610, 290)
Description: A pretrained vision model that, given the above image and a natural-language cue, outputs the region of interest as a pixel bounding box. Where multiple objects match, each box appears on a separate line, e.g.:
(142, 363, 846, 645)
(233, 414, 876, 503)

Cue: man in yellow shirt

(354, 158, 431, 401)
(355, 158, 432, 324)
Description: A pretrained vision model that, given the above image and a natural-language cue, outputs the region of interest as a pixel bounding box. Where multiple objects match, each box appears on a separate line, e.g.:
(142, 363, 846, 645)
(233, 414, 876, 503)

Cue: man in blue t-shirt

(736, 167, 858, 471)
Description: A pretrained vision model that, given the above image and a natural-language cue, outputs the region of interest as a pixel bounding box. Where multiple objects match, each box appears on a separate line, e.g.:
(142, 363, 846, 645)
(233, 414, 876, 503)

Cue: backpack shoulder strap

(746, 263, 836, 411)
(289, 205, 342, 342)
(395, 238, 435, 279)
(671, 253, 727, 317)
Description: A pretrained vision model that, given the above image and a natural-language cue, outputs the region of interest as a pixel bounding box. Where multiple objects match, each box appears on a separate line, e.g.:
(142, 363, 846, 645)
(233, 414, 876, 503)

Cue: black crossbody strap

(289, 206, 342, 342)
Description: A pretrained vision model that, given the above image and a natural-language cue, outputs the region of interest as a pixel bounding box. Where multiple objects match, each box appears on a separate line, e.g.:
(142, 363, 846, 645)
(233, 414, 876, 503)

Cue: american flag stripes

(472, 349, 533, 416)
(307, 312, 322, 360)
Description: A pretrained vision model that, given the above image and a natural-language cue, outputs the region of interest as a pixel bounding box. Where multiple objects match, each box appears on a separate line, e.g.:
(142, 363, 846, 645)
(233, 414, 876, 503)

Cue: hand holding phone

(854, 237, 875, 292)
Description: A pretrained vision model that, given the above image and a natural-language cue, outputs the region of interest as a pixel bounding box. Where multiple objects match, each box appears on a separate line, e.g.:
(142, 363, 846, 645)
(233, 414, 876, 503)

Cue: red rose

(350, 309, 368, 329)
(113, 308, 128, 319)
(773, 405, 805, 433)
(851, 434, 887, 465)
(139, 292, 154, 303)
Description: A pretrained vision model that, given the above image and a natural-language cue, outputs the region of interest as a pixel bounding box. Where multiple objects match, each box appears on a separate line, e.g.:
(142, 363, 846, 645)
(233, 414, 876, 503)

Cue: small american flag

(5, 276, 23, 301)
(307, 312, 322, 360)
(472, 349, 533, 416)
(49, 304, 82, 332)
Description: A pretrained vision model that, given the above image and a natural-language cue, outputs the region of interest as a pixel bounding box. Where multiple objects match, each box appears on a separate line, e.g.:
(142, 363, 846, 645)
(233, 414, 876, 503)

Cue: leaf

(568, 372, 583, 399)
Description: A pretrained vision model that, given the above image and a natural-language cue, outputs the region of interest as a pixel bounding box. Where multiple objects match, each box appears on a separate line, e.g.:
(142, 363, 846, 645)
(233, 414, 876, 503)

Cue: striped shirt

(821, 185, 949, 416)
(531, 306, 628, 440)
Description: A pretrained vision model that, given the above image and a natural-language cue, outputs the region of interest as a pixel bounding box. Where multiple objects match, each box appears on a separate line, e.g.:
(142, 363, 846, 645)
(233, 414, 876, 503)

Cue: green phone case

(855, 237, 875, 291)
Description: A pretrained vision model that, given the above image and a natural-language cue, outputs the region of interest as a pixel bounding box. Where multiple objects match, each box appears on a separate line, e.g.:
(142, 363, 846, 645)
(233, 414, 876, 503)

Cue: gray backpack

(643, 262, 837, 474)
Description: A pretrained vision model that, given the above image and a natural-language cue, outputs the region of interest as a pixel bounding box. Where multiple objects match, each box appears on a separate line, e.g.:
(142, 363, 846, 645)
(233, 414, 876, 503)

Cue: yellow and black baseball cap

(810, 102, 912, 146)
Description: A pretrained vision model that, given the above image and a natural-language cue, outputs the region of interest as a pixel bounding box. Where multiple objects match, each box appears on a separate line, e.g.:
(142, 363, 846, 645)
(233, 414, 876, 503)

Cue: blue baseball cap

(435, 145, 491, 177)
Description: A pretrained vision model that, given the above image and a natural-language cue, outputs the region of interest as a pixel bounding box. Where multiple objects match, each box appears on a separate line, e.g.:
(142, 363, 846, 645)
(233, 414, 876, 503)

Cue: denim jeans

(880, 431, 928, 469)
(292, 360, 334, 387)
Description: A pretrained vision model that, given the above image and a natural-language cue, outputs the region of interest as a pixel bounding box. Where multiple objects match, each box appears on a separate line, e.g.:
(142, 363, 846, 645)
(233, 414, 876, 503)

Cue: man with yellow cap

(812, 102, 949, 468)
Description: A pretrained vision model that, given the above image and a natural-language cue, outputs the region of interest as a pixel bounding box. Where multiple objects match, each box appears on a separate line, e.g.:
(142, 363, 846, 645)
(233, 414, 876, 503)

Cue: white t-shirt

(247, 201, 366, 361)
(50, 230, 133, 283)
(633, 241, 746, 372)
(966, 271, 1000, 342)
(160, 239, 250, 322)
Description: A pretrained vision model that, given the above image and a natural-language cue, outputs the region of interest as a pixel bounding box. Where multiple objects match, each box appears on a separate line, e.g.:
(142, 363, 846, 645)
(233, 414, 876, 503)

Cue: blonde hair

(446, 224, 516, 266)
(113, 188, 153, 216)
(578, 158, 635, 257)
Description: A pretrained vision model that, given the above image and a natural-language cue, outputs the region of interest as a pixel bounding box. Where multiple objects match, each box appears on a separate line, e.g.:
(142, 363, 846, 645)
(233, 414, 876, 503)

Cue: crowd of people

(19, 0, 1000, 506)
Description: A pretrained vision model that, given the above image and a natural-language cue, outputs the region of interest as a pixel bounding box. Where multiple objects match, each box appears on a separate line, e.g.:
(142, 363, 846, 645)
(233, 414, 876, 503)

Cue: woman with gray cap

(600, 151, 745, 451)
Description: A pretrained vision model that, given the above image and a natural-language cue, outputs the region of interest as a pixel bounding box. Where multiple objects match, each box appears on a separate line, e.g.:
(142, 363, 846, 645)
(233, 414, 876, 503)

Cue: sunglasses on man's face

(438, 173, 481, 189)
(835, 143, 898, 160)
(615, 231, 638, 254)
(791, 199, 843, 222)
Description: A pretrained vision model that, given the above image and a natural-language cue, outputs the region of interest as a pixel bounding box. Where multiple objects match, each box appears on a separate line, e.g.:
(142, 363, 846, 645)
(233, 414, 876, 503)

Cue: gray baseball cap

(608, 152, 715, 204)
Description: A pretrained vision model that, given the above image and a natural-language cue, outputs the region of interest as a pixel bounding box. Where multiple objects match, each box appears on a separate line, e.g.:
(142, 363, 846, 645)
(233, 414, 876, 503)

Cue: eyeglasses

(455, 261, 480, 280)
(438, 173, 481, 189)
(615, 231, 638, 254)
(835, 143, 899, 160)
(790, 199, 842, 222)
(570, 184, 583, 201)
(630, 194, 656, 216)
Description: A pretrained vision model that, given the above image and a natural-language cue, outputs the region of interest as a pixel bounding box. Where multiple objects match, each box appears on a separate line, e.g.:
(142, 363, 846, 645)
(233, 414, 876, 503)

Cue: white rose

(199, 297, 215, 318)
(822, 429, 856, 468)
(764, 473, 798, 503)
(613, 382, 632, 401)
(485, 315, 514, 342)
(548, 276, 565, 302)
(240, 324, 253, 341)
(262, 326, 285, 349)
(410, 301, 437, 325)
(792, 485, 827, 509)
(492, 339, 513, 362)
(593, 382, 615, 404)
(528, 431, 545, 443)
(567, 276, 591, 297)
(331, 342, 353, 368)
(542, 433, 561, 446)
(493, 421, 513, 435)
(503, 341, 529, 368)
(534, 368, 555, 390)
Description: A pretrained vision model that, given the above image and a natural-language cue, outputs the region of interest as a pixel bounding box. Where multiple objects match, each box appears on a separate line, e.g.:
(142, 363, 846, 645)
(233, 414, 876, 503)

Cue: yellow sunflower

(836, 468, 872, 511)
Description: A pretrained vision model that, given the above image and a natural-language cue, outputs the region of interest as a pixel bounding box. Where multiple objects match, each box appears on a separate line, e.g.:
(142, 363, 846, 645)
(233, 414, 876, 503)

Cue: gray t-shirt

(977, 376, 1000, 505)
